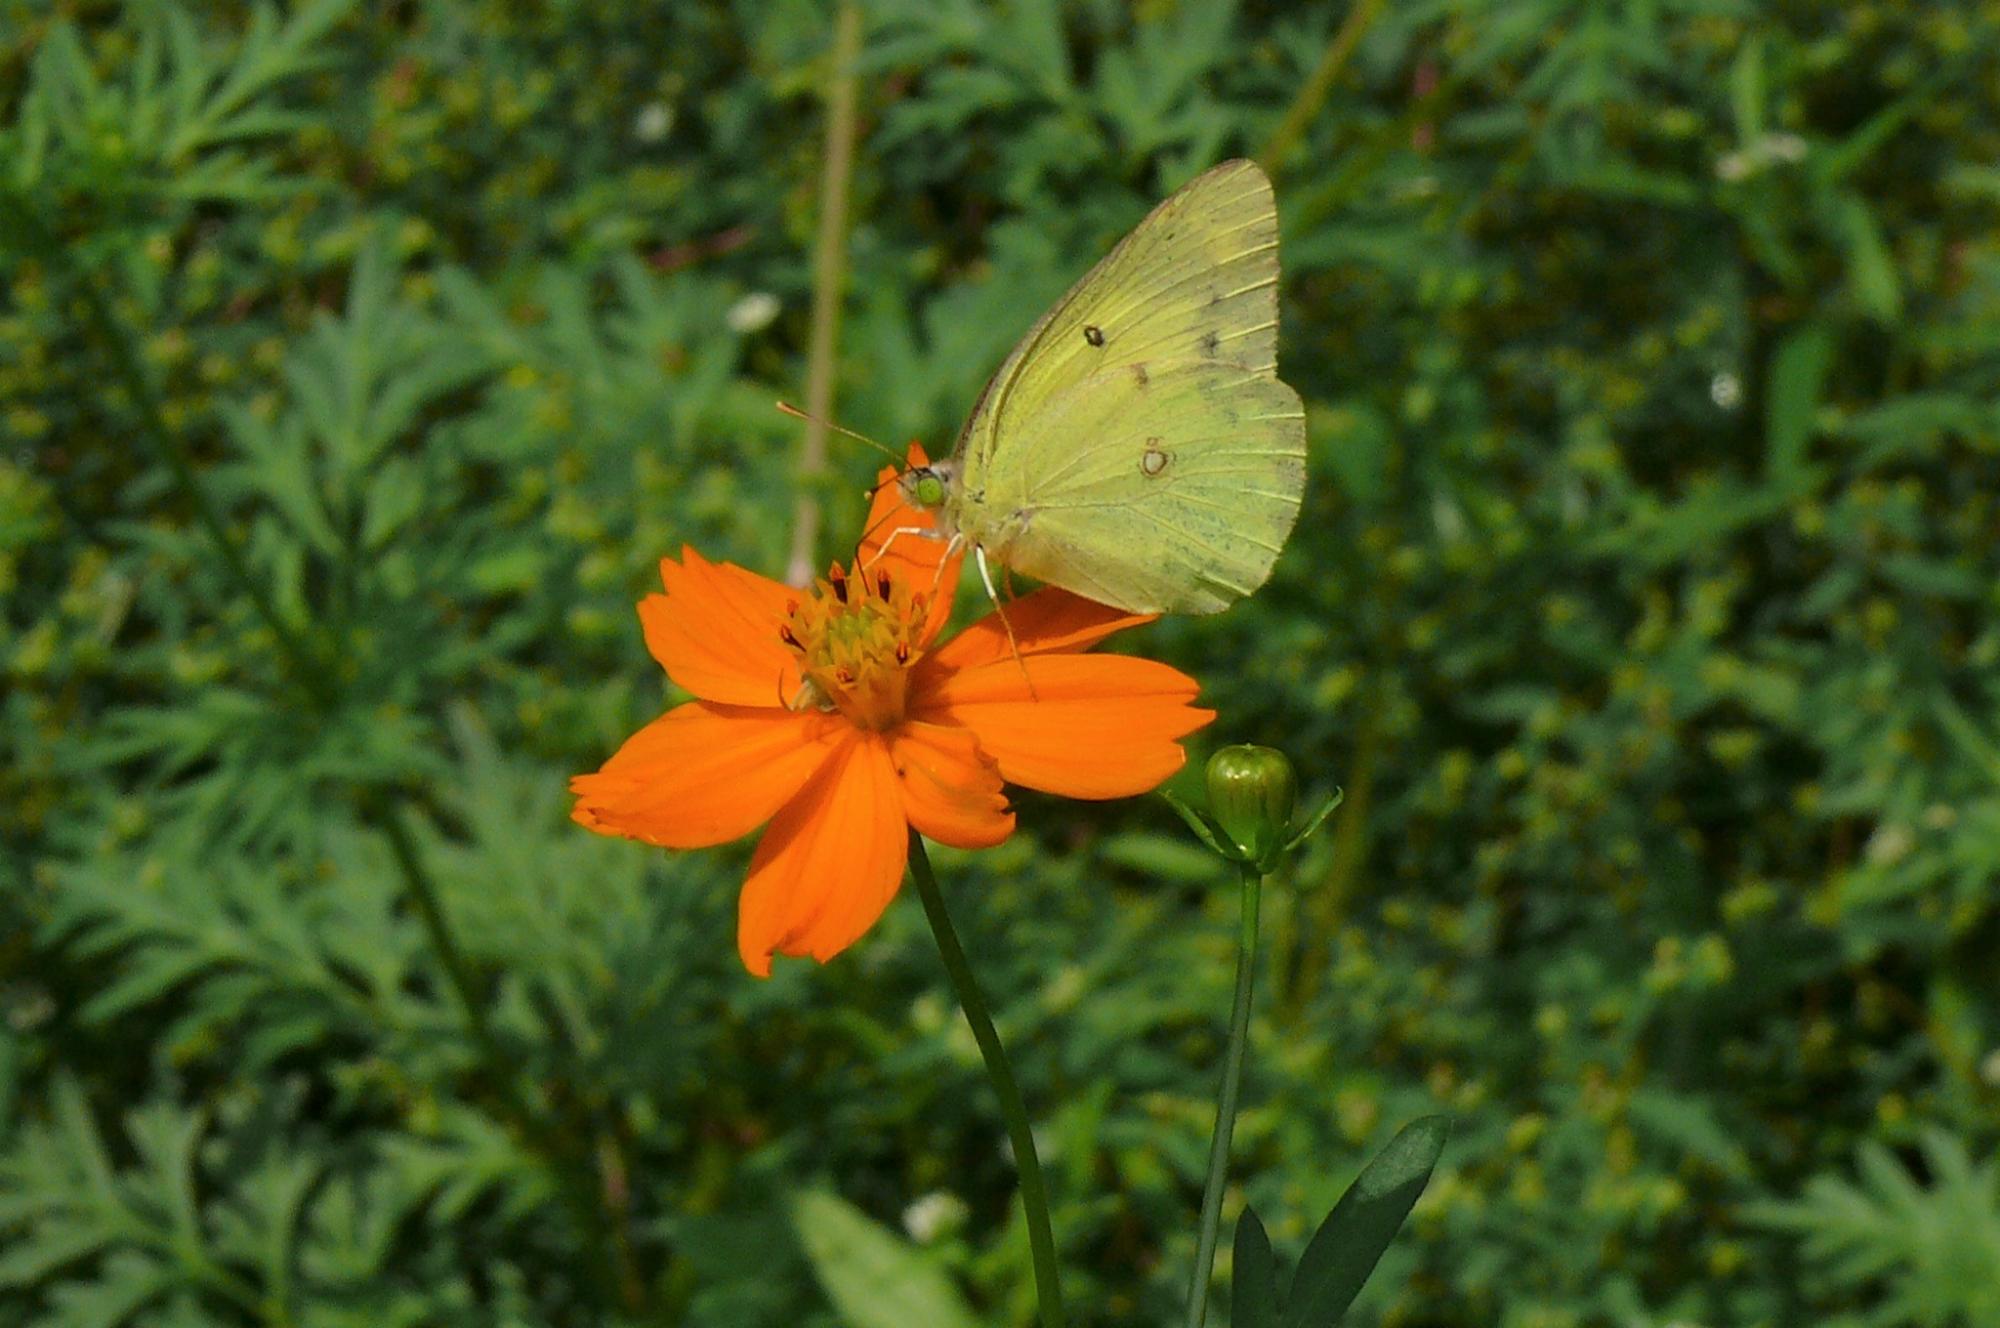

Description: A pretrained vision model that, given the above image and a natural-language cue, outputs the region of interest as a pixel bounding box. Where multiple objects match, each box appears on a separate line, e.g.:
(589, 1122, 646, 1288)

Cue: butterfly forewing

(958, 159, 1281, 479)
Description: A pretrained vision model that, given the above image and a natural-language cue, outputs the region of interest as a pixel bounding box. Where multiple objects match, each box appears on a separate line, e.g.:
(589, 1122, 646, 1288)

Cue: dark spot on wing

(1131, 363, 1149, 387)
(1141, 440, 1170, 477)
(1199, 329, 1220, 357)
(1083, 324, 1105, 347)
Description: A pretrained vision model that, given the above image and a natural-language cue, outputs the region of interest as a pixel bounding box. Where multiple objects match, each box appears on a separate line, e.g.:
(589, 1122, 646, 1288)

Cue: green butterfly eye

(912, 472, 946, 507)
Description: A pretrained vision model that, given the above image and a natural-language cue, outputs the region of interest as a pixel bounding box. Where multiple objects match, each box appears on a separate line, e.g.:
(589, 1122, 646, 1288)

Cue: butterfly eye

(913, 472, 946, 507)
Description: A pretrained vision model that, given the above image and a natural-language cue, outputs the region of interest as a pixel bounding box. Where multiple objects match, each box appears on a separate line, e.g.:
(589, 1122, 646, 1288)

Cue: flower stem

(1183, 862, 1263, 1328)
(906, 832, 1067, 1328)
(377, 805, 501, 1056)
(1258, 0, 1383, 176)
(785, 1, 864, 587)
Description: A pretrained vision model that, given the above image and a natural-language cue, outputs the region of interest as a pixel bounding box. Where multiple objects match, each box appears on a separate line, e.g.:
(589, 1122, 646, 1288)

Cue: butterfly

(895, 158, 1307, 616)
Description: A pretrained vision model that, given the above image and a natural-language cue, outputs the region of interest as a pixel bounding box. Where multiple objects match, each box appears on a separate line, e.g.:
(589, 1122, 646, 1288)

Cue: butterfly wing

(976, 358, 1306, 614)
(950, 158, 1301, 613)
(955, 158, 1282, 488)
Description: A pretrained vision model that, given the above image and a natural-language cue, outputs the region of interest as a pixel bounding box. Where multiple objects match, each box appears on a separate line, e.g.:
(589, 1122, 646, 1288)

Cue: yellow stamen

(782, 564, 928, 730)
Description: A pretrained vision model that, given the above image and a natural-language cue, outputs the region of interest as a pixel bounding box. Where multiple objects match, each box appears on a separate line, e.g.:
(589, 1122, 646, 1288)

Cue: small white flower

(1716, 133, 1809, 182)
(902, 1191, 968, 1244)
(726, 291, 781, 334)
(1430, 494, 1466, 543)
(633, 103, 674, 144)
(1864, 822, 1914, 867)
(1763, 133, 1808, 163)
(1709, 372, 1741, 410)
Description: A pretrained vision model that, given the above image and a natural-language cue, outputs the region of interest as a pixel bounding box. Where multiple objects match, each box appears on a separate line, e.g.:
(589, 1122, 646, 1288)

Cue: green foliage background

(6, 0, 2000, 1324)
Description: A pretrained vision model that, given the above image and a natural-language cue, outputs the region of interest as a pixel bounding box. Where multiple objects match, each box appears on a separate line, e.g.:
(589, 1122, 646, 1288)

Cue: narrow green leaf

(0, 1028, 18, 1137)
(1835, 196, 1902, 322)
(1764, 324, 1834, 483)
(0, 1221, 126, 1288)
(1281, 788, 1346, 854)
(53, 1078, 120, 1209)
(790, 1190, 981, 1328)
(1157, 789, 1232, 861)
(1283, 1116, 1451, 1328)
(1232, 1205, 1279, 1328)
(1728, 37, 1764, 141)
(1816, 74, 1949, 188)
(1101, 829, 1222, 882)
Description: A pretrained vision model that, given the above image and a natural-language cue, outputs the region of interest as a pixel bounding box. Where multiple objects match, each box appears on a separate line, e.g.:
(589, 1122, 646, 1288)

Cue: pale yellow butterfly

(896, 158, 1307, 615)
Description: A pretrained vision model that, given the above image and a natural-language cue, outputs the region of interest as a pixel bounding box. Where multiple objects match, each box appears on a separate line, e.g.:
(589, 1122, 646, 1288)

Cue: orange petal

(738, 733, 909, 976)
(892, 722, 1014, 849)
(642, 547, 802, 706)
(911, 655, 1213, 799)
(920, 586, 1156, 675)
(858, 444, 961, 639)
(570, 702, 840, 847)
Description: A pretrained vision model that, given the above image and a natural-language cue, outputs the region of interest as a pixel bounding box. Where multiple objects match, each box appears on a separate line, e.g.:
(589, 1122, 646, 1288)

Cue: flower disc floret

(784, 564, 930, 730)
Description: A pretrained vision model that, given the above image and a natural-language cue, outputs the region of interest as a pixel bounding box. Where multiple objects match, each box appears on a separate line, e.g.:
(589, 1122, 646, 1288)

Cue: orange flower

(572, 448, 1214, 975)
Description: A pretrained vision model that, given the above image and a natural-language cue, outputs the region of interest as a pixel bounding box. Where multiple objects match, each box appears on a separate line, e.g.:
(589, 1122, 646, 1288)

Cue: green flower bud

(1205, 744, 1297, 869)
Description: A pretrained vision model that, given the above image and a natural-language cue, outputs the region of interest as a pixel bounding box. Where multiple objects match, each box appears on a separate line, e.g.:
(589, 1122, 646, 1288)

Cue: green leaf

(1106, 823, 1226, 880)
(1232, 1205, 1279, 1328)
(789, 1190, 980, 1328)
(1728, 37, 1764, 141)
(1283, 1116, 1451, 1328)
(1764, 324, 1834, 483)
(1281, 788, 1346, 855)
(1834, 195, 1901, 322)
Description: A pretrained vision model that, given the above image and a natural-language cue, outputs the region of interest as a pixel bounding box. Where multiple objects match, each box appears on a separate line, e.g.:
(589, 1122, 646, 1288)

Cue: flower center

(781, 563, 929, 731)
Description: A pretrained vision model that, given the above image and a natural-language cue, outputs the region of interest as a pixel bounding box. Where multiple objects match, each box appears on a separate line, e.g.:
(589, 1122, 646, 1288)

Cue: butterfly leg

(976, 544, 1039, 702)
(933, 531, 966, 598)
(857, 523, 948, 576)
(856, 525, 970, 612)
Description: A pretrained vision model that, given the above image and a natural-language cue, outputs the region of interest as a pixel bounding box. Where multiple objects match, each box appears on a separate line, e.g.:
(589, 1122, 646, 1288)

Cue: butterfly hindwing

(978, 358, 1306, 614)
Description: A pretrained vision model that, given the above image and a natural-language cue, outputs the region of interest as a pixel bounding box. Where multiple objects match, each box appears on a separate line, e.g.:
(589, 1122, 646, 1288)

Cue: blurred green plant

(6, 0, 2000, 1325)
(1747, 1129, 2000, 1328)
(2, 0, 351, 213)
(791, 1189, 983, 1328)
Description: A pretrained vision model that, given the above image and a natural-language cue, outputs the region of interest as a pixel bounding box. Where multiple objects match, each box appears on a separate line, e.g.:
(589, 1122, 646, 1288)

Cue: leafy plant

(1233, 1116, 1451, 1328)
(1748, 1130, 2000, 1328)
(6, 0, 2000, 1324)
(791, 1189, 982, 1328)
(3, 0, 352, 212)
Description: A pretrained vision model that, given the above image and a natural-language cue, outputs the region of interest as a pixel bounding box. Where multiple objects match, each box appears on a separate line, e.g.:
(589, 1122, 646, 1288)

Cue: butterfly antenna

(776, 400, 905, 464)
(853, 507, 925, 573)
(854, 479, 919, 539)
